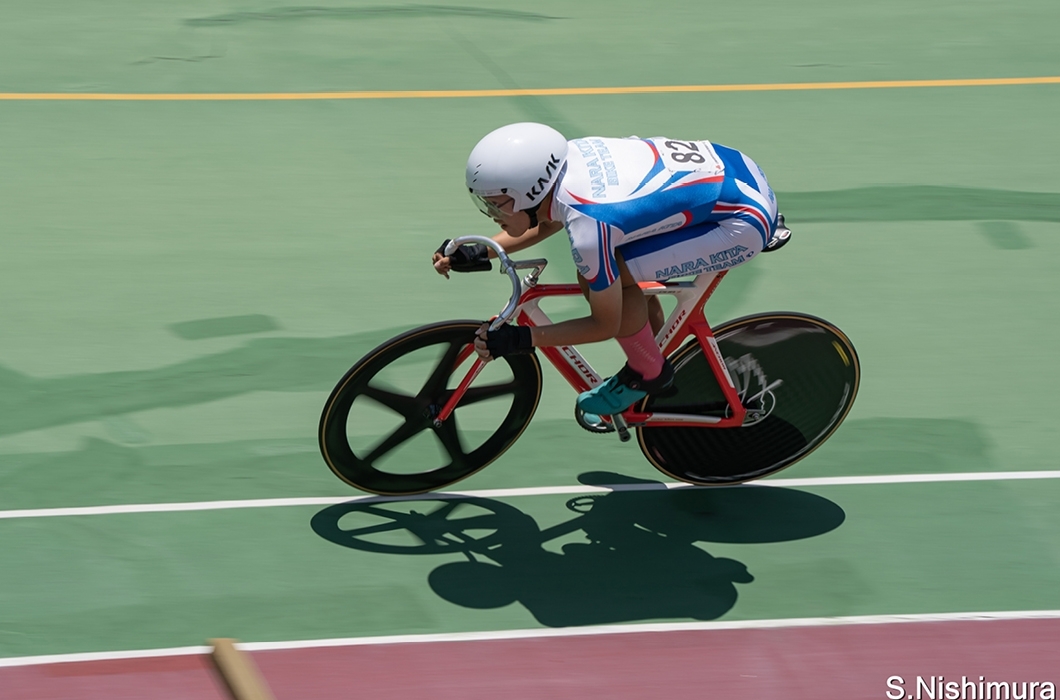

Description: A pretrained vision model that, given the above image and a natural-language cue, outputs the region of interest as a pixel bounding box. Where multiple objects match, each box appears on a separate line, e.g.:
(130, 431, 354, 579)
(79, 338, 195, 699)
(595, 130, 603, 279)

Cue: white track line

(2, 471, 1060, 520)
(0, 645, 210, 668)
(3, 610, 1060, 668)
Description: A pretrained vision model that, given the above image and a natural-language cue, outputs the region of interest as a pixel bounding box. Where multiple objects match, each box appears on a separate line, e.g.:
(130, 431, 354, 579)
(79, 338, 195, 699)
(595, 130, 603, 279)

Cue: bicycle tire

(319, 320, 542, 495)
(637, 312, 860, 485)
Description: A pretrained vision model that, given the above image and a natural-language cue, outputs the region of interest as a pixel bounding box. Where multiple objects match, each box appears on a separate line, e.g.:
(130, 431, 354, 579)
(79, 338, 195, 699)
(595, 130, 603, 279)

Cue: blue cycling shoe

(574, 406, 612, 433)
(576, 360, 675, 416)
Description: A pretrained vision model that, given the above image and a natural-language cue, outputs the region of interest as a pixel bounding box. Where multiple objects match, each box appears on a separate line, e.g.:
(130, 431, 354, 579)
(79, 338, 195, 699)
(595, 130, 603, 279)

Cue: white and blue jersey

(548, 136, 779, 291)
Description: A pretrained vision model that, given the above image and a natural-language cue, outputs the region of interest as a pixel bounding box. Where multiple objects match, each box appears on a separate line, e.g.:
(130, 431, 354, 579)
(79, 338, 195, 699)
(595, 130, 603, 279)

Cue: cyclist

(433, 122, 785, 417)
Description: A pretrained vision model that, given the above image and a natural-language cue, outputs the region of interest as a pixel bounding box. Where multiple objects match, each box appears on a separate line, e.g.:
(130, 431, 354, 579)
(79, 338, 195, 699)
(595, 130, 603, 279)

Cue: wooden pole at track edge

(209, 638, 276, 700)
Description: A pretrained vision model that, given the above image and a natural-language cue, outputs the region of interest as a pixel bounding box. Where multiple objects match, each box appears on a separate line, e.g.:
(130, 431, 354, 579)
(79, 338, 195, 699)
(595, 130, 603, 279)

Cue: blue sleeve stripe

(602, 222, 618, 285)
(590, 222, 619, 290)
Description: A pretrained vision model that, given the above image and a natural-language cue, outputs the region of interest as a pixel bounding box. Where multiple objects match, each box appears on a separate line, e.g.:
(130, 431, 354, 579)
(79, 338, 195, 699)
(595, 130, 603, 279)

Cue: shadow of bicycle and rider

(311, 471, 845, 627)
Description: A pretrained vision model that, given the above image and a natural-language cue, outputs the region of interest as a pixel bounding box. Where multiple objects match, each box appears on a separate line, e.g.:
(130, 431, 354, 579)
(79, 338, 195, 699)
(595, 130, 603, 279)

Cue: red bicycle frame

(436, 268, 747, 430)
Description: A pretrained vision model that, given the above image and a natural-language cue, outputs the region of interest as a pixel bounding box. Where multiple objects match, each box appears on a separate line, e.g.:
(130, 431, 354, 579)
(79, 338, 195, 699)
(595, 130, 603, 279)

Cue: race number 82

(664, 140, 706, 164)
(657, 138, 722, 174)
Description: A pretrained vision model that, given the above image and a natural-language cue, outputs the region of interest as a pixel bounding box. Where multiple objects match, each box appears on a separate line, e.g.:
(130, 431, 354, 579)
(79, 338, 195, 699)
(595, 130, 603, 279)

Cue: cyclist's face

(480, 195, 531, 236)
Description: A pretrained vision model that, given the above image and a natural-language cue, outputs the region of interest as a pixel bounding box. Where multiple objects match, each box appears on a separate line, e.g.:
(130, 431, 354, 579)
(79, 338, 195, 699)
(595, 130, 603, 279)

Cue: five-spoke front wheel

(319, 321, 543, 495)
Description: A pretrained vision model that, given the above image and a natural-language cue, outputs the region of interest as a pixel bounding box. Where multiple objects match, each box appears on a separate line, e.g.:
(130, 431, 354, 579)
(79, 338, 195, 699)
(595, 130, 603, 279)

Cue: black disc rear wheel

(637, 313, 859, 485)
(319, 321, 542, 495)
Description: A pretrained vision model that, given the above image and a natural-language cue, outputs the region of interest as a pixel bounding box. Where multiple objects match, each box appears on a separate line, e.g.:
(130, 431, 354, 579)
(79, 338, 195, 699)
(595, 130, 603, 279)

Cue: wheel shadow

(310, 472, 845, 627)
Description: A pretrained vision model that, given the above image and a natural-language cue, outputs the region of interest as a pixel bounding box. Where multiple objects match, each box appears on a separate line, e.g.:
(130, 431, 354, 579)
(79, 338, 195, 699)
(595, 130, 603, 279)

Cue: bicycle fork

(433, 344, 484, 428)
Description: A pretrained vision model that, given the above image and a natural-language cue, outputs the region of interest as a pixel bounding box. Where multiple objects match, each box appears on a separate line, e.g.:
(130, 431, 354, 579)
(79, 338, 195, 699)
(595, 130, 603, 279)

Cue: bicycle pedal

(611, 413, 632, 442)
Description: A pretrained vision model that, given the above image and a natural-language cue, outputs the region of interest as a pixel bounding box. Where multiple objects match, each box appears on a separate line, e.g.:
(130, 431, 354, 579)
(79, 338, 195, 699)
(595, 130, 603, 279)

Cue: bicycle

(319, 235, 860, 496)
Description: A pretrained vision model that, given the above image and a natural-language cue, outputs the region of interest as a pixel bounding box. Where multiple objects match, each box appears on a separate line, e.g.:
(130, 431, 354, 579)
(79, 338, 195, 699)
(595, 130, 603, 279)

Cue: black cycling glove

(483, 324, 534, 358)
(437, 239, 492, 273)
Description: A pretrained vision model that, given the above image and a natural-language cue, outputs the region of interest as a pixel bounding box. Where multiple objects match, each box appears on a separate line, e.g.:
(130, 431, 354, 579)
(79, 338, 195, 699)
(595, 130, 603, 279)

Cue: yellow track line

(1, 76, 1058, 101)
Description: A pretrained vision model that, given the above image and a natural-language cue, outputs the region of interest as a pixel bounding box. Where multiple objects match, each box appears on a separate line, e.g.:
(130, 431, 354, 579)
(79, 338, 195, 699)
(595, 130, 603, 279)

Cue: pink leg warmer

(617, 321, 664, 380)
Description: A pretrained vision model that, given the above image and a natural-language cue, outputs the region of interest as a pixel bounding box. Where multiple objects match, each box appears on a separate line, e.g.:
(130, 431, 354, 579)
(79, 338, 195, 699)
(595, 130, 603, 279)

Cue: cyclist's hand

(432, 252, 452, 279)
(474, 323, 489, 359)
(475, 322, 533, 360)
(436, 239, 492, 275)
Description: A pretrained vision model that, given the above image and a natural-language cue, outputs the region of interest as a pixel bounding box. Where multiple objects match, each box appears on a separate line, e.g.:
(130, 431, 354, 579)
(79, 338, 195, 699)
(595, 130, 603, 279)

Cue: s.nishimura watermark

(887, 676, 1056, 700)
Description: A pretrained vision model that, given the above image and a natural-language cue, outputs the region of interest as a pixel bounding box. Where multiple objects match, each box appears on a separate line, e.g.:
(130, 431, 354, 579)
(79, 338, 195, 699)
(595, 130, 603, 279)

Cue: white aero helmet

(466, 122, 568, 220)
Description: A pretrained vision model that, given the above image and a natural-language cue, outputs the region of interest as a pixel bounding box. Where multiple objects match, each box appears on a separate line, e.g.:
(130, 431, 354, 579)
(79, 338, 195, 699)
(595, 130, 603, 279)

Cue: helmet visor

(469, 192, 516, 220)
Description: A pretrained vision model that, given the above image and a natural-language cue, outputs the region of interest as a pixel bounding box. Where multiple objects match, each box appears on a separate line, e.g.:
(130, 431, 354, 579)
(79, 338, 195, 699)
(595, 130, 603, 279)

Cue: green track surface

(3, 480, 1060, 657)
(1, 0, 1059, 659)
